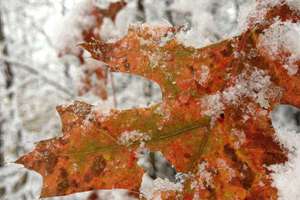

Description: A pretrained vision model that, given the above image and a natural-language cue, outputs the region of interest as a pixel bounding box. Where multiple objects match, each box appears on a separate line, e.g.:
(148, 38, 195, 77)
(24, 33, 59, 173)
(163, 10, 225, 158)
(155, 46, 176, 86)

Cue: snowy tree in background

(0, 0, 300, 200)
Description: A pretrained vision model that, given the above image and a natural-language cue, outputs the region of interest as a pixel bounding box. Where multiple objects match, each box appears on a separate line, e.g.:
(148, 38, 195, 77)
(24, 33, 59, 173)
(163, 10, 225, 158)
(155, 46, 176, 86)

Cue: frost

(118, 130, 151, 146)
(259, 20, 300, 75)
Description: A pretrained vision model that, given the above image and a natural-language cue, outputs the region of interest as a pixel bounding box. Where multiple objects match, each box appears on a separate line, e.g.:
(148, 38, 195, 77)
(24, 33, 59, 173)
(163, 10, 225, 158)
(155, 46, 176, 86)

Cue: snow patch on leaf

(230, 129, 246, 149)
(201, 92, 225, 121)
(197, 161, 213, 189)
(259, 20, 300, 75)
(190, 161, 214, 195)
(216, 159, 236, 181)
(201, 67, 280, 122)
(198, 65, 210, 86)
(140, 174, 183, 200)
(118, 130, 151, 146)
(173, 0, 245, 48)
(136, 148, 177, 182)
(223, 67, 274, 108)
(137, 148, 181, 199)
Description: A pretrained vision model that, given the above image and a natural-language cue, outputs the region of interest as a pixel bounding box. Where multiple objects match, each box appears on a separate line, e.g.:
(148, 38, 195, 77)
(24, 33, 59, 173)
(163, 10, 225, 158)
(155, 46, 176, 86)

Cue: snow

(173, 0, 244, 48)
(118, 130, 151, 146)
(196, 161, 213, 189)
(198, 65, 210, 86)
(93, 0, 123, 9)
(140, 174, 183, 200)
(136, 148, 177, 182)
(136, 148, 182, 199)
(288, 0, 300, 11)
(189, 161, 214, 200)
(223, 67, 274, 108)
(246, 0, 280, 26)
(100, 1, 138, 42)
(230, 129, 246, 149)
(270, 105, 300, 200)
(91, 100, 113, 117)
(201, 92, 225, 122)
(1, 0, 300, 199)
(43, 189, 136, 200)
(216, 159, 236, 181)
(175, 27, 212, 49)
(53, 0, 97, 54)
(236, 0, 257, 33)
(259, 20, 300, 75)
(201, 67, 278, 122)
(159, 31, 175, 47)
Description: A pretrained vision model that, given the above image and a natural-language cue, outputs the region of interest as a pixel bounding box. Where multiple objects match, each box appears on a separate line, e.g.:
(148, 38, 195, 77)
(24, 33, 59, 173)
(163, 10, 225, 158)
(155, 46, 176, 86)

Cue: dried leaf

(17, 2, 300, 199)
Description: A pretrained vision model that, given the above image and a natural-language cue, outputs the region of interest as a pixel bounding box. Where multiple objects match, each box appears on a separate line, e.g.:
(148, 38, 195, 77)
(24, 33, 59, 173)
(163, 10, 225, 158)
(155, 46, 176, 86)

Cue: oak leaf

(17, 2, 300, 199)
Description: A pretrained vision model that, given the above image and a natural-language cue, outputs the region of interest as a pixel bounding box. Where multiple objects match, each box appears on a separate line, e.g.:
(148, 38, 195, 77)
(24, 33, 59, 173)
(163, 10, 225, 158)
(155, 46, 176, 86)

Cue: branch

(0, 56, 75, 98)
(109, 71, 117, 108)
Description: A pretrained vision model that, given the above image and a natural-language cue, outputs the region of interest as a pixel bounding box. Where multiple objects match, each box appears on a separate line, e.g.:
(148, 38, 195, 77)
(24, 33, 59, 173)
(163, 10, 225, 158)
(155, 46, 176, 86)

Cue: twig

(109, 71, 117, 108)
(0, 56, 75, 98)
(24, 13, 55, 48)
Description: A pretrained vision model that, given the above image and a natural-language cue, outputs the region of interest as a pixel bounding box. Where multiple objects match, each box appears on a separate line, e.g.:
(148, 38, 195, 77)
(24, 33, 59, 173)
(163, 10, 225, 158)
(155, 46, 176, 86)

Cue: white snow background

(0, 0, 300, 199)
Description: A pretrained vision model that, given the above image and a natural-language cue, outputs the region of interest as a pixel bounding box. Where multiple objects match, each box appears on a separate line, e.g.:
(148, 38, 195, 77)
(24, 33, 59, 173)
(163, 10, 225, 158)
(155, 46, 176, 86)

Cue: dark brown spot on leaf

(44, 152, 58, 174)
(224, 145, 254, 189)
(84, 174, 92, 183)
(70, 179, 79, 188)
(90, 155, 106, 176)
(56, 179, 69, 195)
(56, 168, 70, 195)
(60, 168, 68, 178)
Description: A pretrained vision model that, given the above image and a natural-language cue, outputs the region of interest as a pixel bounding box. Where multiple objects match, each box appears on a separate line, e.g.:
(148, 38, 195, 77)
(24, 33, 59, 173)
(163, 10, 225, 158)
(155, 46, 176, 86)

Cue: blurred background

(0, 0, 299, 199)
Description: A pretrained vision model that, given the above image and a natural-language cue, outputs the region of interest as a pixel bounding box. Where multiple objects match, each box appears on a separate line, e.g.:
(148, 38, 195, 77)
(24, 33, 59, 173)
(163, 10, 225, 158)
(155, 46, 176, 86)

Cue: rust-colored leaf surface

(17, 2, 300, 199)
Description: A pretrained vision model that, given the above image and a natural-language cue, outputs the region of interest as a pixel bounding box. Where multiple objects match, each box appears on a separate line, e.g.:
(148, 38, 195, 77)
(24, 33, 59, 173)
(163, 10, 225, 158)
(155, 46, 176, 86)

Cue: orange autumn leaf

(17, 2, 300, 199)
